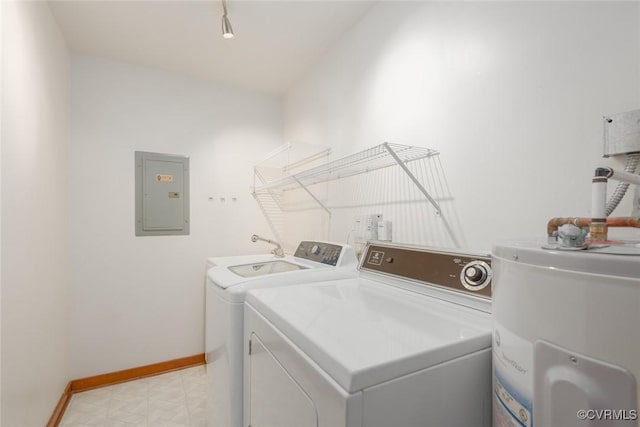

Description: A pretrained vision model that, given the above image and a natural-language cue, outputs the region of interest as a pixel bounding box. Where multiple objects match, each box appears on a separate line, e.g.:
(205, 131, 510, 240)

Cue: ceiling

(49, 0, 376, 96)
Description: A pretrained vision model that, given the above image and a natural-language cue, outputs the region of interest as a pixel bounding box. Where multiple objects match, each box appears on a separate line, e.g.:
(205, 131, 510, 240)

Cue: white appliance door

(249, 333, 317, 427)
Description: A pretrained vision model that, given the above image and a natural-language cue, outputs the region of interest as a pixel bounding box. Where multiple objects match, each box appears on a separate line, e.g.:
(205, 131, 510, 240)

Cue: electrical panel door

(135, 151, 190, 236)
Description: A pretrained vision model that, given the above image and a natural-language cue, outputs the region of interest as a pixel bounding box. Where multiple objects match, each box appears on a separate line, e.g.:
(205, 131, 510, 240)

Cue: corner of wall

(1, 1, 71, 425)
(0, 0, 5, 422)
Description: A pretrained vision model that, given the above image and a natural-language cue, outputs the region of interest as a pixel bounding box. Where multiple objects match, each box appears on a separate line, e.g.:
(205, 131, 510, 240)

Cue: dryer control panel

(293, 241, 344, 266)
(361, 243, 492, 298)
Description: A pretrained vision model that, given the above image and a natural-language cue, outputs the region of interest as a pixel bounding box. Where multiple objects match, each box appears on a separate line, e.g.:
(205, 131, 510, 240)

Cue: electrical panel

(135, 151, 190, 236)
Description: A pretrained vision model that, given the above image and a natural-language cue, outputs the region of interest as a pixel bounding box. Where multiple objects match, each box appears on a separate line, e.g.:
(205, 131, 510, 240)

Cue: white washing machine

(206, 240, 358, 427)
(492, 240, 640, 427)
(243, 242, 495, 427)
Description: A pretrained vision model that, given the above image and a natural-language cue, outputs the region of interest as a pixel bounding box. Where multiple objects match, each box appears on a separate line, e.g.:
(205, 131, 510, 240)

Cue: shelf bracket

(382, 142, 461, 248)
(292, 176, 332, 217)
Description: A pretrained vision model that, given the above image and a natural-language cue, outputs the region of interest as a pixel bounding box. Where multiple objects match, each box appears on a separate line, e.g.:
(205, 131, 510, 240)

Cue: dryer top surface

(246, 278, 492, 393)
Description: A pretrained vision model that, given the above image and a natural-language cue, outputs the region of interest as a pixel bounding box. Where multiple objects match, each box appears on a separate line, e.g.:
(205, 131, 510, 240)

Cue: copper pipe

(547, 217, 640, 236)
(606, 217, 640, 228)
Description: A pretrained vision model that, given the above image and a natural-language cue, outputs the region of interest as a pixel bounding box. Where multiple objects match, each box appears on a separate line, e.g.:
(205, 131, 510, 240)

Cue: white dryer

(243, 242, 495, 427)
(206, 240, 357, 427)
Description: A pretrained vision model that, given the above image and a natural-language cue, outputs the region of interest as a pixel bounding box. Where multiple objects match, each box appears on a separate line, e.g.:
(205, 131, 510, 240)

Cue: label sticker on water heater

(493, 322, 533, 427)
(368, 251, 384, 265)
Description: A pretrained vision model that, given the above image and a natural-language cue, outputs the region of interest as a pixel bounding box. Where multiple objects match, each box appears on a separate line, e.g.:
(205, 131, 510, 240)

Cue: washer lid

(206, 256, 358, 294)
(246, 278, 492, 393)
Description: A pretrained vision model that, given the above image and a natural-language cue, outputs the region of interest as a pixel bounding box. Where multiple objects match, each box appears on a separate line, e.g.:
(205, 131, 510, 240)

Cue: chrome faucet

(251, 234, 285, 258)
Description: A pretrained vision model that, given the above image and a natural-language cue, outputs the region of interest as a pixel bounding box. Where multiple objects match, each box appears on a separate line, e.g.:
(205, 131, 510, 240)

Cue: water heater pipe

(590, 168, 609, 241)
(548, 166, 640, 237)
(599, 167, 640, 186)
(589, 167, 640, 241)
(547, 217, 640, 237)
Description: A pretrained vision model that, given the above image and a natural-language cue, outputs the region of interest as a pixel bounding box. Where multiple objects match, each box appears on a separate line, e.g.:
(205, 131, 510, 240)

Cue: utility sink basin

(228, 260, 308, 278)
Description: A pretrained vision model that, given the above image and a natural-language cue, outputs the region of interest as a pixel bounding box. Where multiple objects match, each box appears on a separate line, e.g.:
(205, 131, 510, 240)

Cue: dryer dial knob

(465, 266, 486, 283)
(311, 245, 321, 255)
(460, 261, 492, 291)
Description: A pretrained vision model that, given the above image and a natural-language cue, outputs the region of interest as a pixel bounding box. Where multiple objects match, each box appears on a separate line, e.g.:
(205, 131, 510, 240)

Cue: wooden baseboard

(46, 382, 71, 427)
(48, 353, 205, 427)
(70, 353, 205, 393)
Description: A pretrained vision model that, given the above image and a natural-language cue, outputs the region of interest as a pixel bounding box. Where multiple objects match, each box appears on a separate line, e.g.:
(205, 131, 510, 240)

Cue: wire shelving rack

(252, 142, 462, 249)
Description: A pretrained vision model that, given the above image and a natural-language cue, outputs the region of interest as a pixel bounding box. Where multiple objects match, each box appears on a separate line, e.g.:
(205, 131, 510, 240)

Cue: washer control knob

(460, 260, 492, 291)
(311, 245, 321, 255)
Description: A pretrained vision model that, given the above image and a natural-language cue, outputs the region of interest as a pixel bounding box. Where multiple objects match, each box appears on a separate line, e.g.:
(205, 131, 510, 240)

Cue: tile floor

(60, 365, 207, 427)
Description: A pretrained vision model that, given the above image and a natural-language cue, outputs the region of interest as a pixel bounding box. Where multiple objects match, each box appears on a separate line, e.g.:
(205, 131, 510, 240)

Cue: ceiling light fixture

(221, 0, 234, 39)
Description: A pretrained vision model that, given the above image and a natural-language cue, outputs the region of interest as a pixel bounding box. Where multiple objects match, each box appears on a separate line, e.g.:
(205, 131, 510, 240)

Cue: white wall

(0, 0, 4, 422)
(70, 56, 282, 378)
(1, 1, 71, 425)
(284, 1, 640, 251)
